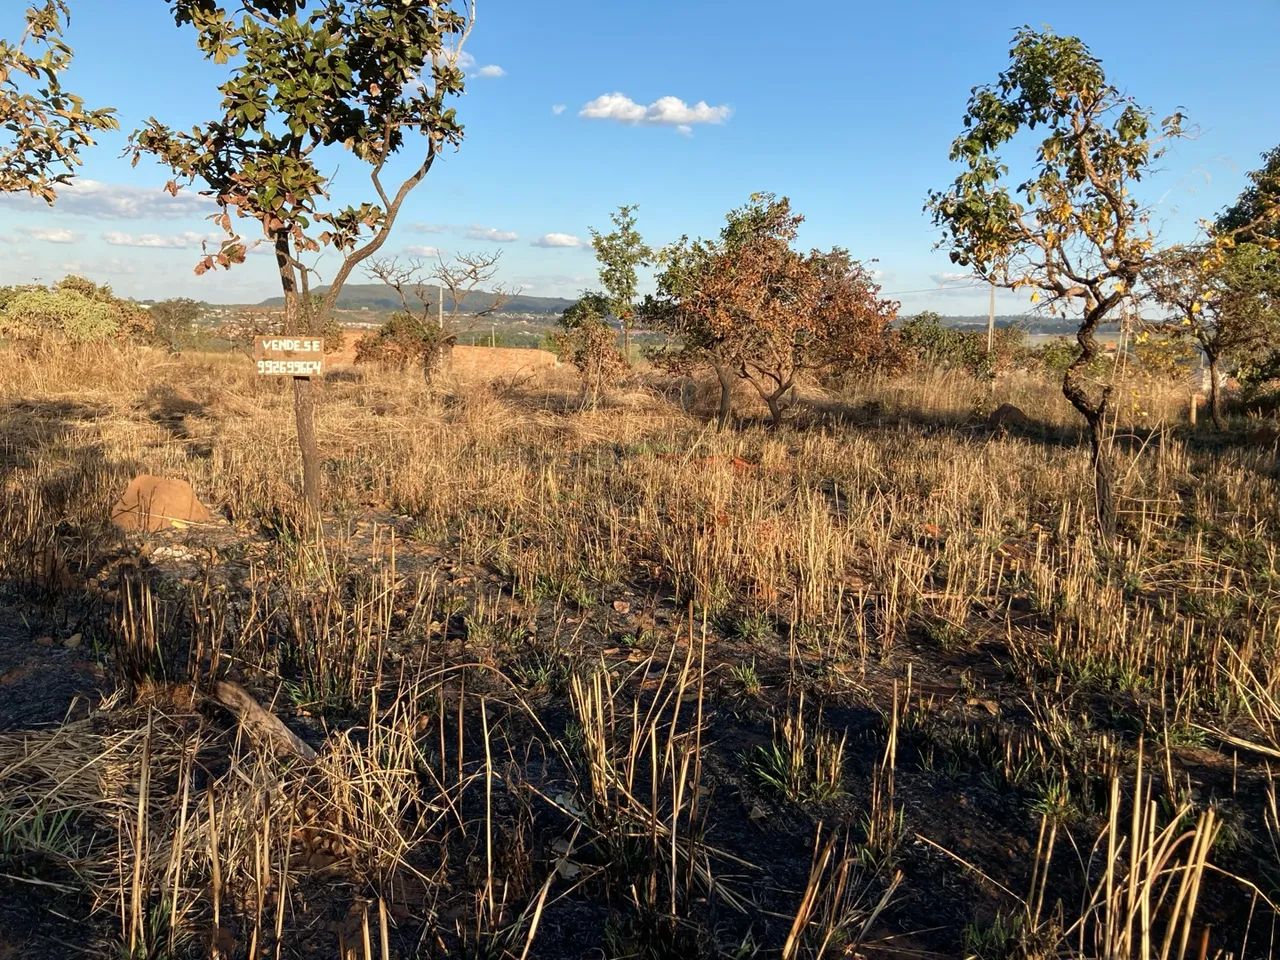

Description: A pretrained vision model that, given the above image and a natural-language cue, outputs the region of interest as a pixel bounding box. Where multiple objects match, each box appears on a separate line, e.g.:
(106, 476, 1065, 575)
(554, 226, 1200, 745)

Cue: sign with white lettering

(253, 336, 324, 377)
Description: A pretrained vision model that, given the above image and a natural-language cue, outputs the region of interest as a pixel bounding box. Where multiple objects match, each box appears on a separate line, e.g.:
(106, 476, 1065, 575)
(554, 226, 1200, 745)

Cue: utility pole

(986, 280, 996, 355)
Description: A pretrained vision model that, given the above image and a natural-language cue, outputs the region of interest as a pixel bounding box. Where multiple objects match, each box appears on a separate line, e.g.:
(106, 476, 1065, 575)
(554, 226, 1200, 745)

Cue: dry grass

(0, 342, 1278, 957)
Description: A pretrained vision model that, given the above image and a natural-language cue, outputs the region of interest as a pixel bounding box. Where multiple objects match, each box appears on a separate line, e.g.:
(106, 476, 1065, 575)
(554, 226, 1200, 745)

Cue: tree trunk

(422, 340, 443, 385)
(765, 394, 784, 428)
(1086, 412, 1116, 544)
(1063, 299, 1118, 545)
(1207, 353, 1224, 431)
(763, 383, 793, 428)
(712, 361, 734, 431)
(275, 233, 322, 516)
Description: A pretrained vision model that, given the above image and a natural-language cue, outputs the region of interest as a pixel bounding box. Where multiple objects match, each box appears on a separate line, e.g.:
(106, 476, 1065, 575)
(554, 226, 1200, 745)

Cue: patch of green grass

(728, 659, 762, 696)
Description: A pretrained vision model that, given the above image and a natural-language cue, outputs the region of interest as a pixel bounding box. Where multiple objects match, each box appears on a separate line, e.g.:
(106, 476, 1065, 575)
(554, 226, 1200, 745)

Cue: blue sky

(0, 0, 1276, 312)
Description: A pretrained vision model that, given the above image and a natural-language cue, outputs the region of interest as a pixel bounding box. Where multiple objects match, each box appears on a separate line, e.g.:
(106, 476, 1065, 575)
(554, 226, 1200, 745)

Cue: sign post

(253, 335, 325, 378)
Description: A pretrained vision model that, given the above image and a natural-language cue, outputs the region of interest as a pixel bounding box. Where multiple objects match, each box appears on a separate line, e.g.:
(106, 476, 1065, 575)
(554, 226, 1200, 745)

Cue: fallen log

(211, 680, 317, 761)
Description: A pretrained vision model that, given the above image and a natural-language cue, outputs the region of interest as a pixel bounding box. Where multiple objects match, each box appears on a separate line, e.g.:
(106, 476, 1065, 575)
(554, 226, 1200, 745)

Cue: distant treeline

(909, 314, 1121, 335)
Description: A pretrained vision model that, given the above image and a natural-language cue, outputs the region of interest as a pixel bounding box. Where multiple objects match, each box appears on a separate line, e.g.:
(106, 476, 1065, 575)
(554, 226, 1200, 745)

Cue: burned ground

(0, 345, 1277, 958)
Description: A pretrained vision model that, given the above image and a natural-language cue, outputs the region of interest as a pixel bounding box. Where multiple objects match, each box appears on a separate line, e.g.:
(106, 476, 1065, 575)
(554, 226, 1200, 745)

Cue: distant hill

(257, 283, 575, 315)
(926, 314, 1120, 335)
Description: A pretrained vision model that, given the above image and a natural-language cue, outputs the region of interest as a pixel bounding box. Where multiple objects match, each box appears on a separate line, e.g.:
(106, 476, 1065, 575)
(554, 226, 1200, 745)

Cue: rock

(62, 633, 82, 650)
(111, 475, 212, 532)
(151, 545, 195, 563)
(987, 403, 1032, 434)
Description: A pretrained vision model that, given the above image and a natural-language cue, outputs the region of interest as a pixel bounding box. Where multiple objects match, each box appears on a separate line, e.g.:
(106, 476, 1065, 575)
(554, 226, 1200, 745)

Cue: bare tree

(365, 251, 515, 381)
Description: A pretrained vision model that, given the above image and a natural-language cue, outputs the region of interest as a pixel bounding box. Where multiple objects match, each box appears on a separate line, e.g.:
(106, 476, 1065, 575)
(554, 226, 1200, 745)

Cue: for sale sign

(253, 336, 324, 377)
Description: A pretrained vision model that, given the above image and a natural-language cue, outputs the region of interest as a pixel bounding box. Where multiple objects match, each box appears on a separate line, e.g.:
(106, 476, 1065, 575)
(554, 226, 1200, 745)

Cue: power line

(879, 283, 986, 296)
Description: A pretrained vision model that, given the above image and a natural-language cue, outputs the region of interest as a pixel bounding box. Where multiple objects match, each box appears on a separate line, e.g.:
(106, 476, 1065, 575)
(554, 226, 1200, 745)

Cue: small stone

(555, 858, 581, 879)
(612, 600, 631, 614)
(63, 633, 82, 650)
(35, 635, 54, 647)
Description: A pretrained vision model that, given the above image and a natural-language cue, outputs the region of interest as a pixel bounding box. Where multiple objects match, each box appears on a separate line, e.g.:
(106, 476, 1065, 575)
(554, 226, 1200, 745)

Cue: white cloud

(464, 225, 518, 243)
(405, 245, 442, 258)
(475, 64, 505, 78)
(445, 49, 476, 70)
(644, 95, 732, 126)
(103, 230, 211, 249)
(552, 104, 567, 116)
(580, 93, 732, 130)
(580, 93, 647, 123)
(410, 222, 448, 234)
(0, 179, 214, 220)
(24, 227, 80, 244)
(59, 257, 137, 276)
(532, 232, 585, 249)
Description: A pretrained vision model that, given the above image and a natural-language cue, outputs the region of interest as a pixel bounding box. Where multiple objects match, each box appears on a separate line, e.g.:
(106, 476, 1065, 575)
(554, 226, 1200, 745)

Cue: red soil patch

(330, 331, 559, 380)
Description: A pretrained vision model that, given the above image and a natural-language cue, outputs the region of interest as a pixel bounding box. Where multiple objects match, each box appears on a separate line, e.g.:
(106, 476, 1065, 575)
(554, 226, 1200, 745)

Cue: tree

(1217, 145, 1280, 244)
(148, 297, 202, 350)
(898, 311, 1024, 380)
(364, 251, 511, 381)
(590, 204, 652, 359)
(1144, 242, 1280, 428)
(928, 27, 1186, 543)
(645, 238, 737, 429)
(0, 275, 152, 343)
(554, 292, 625, 408)
(129, 0, 475, 514)
(0, 2, 116, 200)
(649, 194, 896, 428)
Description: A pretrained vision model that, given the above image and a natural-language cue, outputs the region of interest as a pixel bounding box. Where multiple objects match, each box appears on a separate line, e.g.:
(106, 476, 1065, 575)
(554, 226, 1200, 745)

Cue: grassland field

(0, 341, 1278, 959)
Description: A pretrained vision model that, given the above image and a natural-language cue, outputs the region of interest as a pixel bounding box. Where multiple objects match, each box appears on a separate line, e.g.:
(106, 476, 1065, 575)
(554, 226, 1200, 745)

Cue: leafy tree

(554, 292, 625, 408)
(589, 204, 652, 359)
(1034, 336, 1082, 378)
(1144, 242, 1280, 428)
(645, 239, 737, 428)
(898, 311, 1025, 381)
(364, 251, 512, 381)
(0, 275, 151, 343)
(650, 193, 896, 428)
(0, 2, 116, 200)
(928, 27, 1186, 542)
(1217, 145, 1280, 244)
(148, 297, 202, 350)
(129, 0, 475, 513)
(353, 309, 422, 370)
(897, 312, 959, 369)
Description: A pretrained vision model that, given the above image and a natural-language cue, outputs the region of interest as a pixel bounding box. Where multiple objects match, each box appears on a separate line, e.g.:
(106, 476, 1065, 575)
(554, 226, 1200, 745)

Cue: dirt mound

(986, 402, 1031, 433)
(110, 474, 213, 532)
